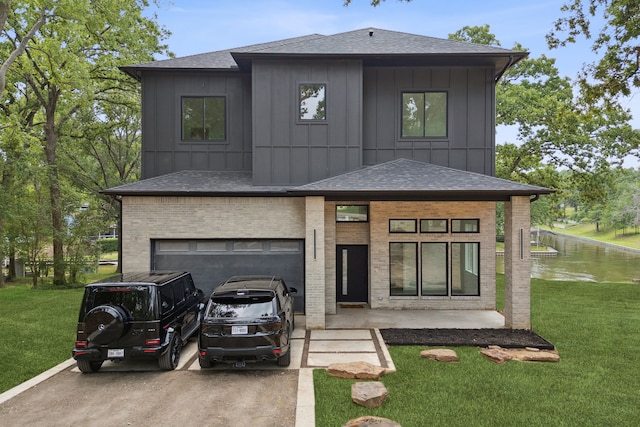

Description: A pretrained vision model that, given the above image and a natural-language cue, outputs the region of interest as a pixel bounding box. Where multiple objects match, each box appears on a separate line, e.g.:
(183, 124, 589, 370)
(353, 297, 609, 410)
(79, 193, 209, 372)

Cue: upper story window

(451, 219, 479, 233)
(299, 84, 326, 121)
(182, 96, 226, 141)
(401, 91, 447, 138)
(336, 205, 369, 222)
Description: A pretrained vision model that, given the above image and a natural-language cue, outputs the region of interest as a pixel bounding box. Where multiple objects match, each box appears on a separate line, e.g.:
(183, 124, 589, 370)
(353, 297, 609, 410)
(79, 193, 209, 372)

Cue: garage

(152, 239, 305, 313)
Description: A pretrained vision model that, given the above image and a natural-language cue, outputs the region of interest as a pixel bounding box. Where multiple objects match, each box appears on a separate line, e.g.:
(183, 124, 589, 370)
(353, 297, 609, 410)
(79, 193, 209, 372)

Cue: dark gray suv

(72, 271, 206, 373)
(198, 276, 297, 368)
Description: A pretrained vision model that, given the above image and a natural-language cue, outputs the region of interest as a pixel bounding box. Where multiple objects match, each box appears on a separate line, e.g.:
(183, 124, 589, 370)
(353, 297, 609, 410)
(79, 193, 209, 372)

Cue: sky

(146, 0, 639, 163)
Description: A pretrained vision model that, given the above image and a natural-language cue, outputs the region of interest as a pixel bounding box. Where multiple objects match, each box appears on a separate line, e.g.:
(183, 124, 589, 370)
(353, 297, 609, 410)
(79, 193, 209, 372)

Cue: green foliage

(97, 238, 119, 254)
(548, 0, 640, 103)
(0, 0, 169, 285)
(315, 278, 640, 426)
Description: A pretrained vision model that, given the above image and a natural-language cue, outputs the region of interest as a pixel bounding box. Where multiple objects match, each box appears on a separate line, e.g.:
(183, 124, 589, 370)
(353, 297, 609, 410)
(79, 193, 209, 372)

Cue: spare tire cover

(84, 305, 128, 345)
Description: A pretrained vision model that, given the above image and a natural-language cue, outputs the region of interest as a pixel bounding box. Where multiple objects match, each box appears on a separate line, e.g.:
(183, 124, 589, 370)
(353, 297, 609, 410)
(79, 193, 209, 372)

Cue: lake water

(496, 232, 640, 283)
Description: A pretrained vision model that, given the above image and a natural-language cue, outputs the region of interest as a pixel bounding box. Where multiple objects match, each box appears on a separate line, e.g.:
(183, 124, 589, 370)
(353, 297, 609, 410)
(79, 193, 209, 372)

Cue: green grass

(0, 265, 117, 393)
(314, 278, 640, 426)
(543, 222, 640, 250)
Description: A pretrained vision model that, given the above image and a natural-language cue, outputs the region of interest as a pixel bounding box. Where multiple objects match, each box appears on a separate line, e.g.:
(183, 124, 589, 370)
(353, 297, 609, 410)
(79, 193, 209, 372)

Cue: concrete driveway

(0, 339, 299, 427)
(0, 313, 403, 427)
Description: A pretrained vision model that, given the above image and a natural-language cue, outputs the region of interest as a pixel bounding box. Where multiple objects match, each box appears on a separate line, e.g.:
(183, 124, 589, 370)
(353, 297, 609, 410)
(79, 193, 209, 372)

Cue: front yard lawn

(0, 265, 117, 393)
(314, 277, 640, 426)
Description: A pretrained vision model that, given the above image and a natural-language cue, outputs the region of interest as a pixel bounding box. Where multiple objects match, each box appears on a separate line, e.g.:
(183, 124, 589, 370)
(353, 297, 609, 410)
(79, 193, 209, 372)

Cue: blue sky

(152, 0, 594, 76)
(148, 0, 639, 161)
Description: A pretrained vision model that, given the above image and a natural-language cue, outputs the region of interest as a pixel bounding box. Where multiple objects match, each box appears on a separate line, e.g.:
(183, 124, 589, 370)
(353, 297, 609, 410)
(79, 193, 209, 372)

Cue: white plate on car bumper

(108, 349, 124, 358)
(231, 325, 248, 335)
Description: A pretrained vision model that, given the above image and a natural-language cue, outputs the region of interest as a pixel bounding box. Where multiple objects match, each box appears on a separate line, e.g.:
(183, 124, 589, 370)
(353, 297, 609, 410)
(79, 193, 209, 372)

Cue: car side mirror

(289, 287, 298, 294)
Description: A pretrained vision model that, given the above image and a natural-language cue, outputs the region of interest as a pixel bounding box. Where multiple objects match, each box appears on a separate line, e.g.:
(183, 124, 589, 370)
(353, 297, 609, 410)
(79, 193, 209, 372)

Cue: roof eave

(287, 188, 554, 202)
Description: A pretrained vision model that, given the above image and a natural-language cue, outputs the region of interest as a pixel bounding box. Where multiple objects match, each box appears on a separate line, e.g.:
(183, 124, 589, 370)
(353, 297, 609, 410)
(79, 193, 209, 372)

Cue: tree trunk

(44, 89, 66, 286)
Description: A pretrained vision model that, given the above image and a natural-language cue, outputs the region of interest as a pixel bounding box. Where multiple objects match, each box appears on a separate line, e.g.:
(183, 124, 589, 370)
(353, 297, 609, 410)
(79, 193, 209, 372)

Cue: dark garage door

(153, 239, 305, 313)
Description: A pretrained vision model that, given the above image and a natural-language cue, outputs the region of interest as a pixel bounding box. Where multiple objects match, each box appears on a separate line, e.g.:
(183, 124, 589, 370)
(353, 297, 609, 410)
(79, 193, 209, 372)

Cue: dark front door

(336, 245, 368, 303)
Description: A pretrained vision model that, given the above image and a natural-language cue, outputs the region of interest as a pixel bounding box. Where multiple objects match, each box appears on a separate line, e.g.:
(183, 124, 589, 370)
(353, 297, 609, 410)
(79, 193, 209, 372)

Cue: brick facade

(121, 195, 530, 329)
(503, 196, 531, 329)
(120, 196, 306, 272)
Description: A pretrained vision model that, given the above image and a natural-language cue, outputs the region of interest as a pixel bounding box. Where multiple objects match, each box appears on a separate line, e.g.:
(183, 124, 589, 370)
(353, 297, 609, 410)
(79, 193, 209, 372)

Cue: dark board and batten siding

(252, 60, 363, 186)
(362, 66, 496, 176)
(141, 71, 253, 179)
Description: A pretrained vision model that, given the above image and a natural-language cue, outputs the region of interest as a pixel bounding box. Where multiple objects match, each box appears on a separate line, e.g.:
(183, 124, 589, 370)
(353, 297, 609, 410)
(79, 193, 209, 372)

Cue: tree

(3, 0, 169, 285)
(0, 0, 46, 99)
(547, 0, 640, 102)
(451, 26, 638, 201)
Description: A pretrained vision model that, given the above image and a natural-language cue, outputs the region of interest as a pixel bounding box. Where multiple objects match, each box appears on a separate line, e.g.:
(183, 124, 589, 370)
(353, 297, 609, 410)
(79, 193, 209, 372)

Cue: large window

(421, 243, 448, 296)
(182, 96, 226, 141)
(389, 243, 418, 296)
(401, 91, 447, 138)
(387, 216, 481, 297)
(452, 243, 480, 296)
(299, 84, 326, 120)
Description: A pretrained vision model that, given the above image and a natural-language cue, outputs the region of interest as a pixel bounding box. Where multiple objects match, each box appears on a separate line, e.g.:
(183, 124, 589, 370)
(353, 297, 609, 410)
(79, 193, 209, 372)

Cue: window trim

(389, 242, 418, 297)
(451, 242, 480, 296)
(180, 95, 227, 143)
(389, 219, 417, 233)
(400, 90, 448, 139)
(420, 219, 448, 233)
(451, 219, 480, 233)
(421, 242, 448, 297)
(298, 83, 327, 122)
(336, 205, 369, 223)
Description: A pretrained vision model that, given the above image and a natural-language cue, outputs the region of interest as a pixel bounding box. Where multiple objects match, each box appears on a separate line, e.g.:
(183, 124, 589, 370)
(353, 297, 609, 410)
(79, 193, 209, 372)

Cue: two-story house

(106, 28, 552, 330)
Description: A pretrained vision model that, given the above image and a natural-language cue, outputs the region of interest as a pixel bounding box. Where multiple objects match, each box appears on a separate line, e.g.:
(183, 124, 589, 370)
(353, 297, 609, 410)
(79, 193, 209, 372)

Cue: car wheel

(277, 348, 291, 367)
(77, 359, 103, 373)
(84, 305, 129, 345)
(277, 323, 292, 367)
(198, 356, 211, 369)
(159, 334, 181, 370)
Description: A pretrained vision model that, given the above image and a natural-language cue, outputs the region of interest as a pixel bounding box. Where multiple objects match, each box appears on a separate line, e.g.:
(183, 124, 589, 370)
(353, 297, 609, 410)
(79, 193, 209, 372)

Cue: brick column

(305, 196, 326, 329)
(504, 196, 531, 329)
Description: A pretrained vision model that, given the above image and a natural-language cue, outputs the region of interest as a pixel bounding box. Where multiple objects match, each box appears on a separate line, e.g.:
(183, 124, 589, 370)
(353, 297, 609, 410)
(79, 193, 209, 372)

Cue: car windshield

(85, 286, 153, 319)
(208, 297, 275, 319)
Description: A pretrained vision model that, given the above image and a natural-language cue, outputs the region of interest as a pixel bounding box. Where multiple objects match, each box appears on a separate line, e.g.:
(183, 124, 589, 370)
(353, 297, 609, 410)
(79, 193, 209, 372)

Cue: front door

(336, 245, 368, 303)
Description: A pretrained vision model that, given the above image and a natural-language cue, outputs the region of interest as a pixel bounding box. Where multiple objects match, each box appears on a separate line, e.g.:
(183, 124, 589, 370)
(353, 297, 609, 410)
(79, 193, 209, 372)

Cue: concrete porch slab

(325, 309, 505, 329)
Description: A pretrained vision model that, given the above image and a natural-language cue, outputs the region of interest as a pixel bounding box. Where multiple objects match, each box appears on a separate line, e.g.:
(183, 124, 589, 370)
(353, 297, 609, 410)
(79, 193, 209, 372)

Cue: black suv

(198, 276, 297, 368)
(72, 271, 206, 373)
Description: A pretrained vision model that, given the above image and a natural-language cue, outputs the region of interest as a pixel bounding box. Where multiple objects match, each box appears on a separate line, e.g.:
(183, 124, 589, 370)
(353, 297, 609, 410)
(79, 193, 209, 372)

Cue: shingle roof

(121, 34, 324, 73)
(102, 170, 291, 196)
(289, 158, 553, 200)
(102, 159, 553, 201)
(121, 28, 527, 78)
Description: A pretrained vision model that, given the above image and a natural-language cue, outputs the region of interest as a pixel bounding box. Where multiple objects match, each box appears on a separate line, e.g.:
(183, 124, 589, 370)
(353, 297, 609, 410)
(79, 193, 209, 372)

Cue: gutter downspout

(530, 194, 540, 203)
(495, 54, 515, 82)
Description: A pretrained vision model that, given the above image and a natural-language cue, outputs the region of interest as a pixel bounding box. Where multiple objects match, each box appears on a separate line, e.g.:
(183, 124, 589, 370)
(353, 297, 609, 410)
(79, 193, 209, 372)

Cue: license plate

(231, 325, 248, 335)
(108, 349, 124, 358)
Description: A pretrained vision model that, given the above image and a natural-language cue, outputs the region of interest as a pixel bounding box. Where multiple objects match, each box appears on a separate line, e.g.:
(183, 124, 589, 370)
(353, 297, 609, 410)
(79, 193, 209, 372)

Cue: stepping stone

(351, 381, 389, 408)
(420, 348, 459, 362)
(327, 361, 386, 379)
(343, 415, 400, 427)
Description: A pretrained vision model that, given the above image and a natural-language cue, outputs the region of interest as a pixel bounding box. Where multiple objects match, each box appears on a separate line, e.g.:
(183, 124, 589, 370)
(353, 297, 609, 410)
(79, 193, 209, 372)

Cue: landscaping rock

(513, 349, 560, 362)
(343, 415, 401, 427)
(351, 382, 389, 408)
(327, 361, 386, 380)
(481, 346, 560, 364)
(420, 348, 459, 362)
(480, 347, 513, 364)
